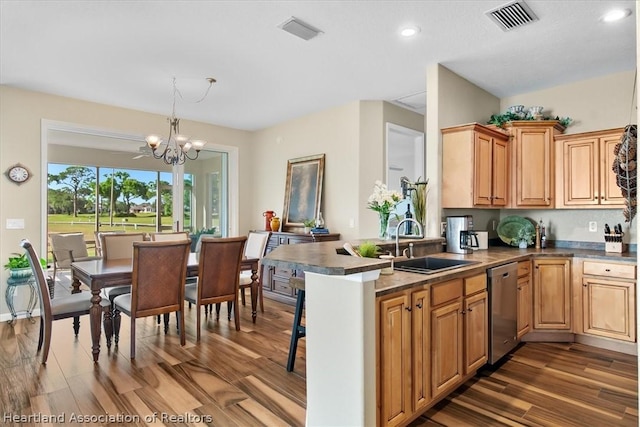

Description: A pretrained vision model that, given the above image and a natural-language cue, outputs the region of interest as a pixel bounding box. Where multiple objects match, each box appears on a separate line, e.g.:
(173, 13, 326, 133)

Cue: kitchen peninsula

(262, 237, 637, 426)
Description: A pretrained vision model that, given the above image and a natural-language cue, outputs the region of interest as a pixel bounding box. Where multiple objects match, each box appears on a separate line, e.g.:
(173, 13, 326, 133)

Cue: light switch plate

(6, 218, 25, 229)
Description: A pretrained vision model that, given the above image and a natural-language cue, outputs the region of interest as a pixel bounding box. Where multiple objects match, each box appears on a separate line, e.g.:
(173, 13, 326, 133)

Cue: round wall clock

(5, 163, 32, 185)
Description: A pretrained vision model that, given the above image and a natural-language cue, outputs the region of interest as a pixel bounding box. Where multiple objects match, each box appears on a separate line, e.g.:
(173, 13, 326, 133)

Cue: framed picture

(282, 153, 325, 231)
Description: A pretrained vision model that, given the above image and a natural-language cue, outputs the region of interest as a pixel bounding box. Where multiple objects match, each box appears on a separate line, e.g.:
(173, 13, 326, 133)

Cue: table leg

(251, 266, 258, 323)
(71, 276, 82, 294)
(90, 288, 103, 362)
(5, 285, 16, 326)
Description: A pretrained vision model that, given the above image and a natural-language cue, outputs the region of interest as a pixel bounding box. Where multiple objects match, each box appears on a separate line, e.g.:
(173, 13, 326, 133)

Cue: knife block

(605, 236, 626, 253)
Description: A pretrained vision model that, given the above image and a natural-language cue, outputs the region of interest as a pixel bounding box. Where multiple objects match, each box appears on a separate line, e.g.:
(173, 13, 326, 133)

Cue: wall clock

(5, 163, 32, 185)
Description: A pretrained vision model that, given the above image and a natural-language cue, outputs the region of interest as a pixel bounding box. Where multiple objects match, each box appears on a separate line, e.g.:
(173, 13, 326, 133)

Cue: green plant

(4, 253, 46, 270)
(515, 228, 534, 246)
(356, 241, 382, 258)
(303, 218, 315, 227)
(487, 112, 573, 129)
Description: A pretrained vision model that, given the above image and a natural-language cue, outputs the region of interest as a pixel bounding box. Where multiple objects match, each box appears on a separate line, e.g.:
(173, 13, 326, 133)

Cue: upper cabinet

(555, 128, 625, 208)
(442, 123, 509, 208)
(504, 121, 565, 208)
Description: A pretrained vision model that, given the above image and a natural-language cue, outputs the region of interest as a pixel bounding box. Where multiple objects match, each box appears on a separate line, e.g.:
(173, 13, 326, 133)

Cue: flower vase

(379, 212, 390, 240)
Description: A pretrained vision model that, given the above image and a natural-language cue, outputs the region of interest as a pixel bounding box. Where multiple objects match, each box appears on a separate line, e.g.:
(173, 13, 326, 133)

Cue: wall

(0, 86, 252, 316)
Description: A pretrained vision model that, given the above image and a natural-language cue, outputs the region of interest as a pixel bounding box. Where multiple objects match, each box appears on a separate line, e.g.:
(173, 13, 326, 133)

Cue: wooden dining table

(71, 253, 260, 362)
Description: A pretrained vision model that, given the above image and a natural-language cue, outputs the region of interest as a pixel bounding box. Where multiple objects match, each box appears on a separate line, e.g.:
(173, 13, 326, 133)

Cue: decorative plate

(497, 215, 535, 247)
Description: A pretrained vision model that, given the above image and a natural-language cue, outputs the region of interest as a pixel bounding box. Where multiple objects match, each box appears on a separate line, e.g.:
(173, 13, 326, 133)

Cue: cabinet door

(533, 258, 571, 330)
(600, 134, 626, 205)
(473, 132, 494, 206)
(583, 277, 635, 342)
(517, 275, 532, 338)
(561, 137, 599, 206)
(492, 138, 509, 206)
(513, 125, 554, 206)
(463, 291, 488, 373)
(411, 288, 431, 412)
(379, 293, 411, 426)
(431, 300, 463, 398)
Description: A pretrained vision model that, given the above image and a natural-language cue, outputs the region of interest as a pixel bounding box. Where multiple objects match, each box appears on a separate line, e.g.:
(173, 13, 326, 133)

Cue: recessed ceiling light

(400, 26, 420, 37)
(601, 8, 631, 23)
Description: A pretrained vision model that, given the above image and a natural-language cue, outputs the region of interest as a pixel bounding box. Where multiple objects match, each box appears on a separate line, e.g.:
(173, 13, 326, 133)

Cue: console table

(263, 231, 340, 305)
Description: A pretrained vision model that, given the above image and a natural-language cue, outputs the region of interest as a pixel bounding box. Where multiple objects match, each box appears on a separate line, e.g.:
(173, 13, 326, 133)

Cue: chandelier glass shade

(146, 77, 214, 166)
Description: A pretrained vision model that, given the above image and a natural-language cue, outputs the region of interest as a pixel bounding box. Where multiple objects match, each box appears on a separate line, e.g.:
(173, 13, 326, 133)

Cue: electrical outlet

(588, 221, 597, 232)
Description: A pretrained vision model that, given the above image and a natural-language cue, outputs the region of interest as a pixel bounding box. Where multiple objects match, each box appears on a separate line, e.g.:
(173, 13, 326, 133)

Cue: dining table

(71, 253, 260, 362)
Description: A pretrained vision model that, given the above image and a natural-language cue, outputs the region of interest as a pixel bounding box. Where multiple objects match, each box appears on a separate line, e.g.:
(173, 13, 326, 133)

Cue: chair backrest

(20, 239, 52, 322)
(130, 240, 190, 318)
(244, 231, 271, 259)
(49, 233, 89, 268)
(101, 233, 146, 261)
(197, 236, 247, 303)
(94, 231, 125, 257)
(150, 231, 190, 242)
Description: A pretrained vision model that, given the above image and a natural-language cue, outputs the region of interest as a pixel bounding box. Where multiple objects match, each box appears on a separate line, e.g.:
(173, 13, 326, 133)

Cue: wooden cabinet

(462, 274, 488, 373)
(533, 258, 571, 330)
(430, 279, 463, 399)
(555, 128, 625, 208)
(581, 260, 636, 342)
(378, 287, 430, 427)
(263, 231, 339, 304)
(505, 121, 564, 207)
(516, 260, 532, 338)
(442, 123, 509, 208)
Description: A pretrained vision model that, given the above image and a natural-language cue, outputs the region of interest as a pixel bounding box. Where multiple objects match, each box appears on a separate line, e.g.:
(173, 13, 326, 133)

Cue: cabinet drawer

(583, 261, 636, 280)
(464, 273, 486, 296)
(517, 261, 531, 278)
(272, 278, 294, 296)
(431, 279, 463, 306)
(275, 266, 294, 277)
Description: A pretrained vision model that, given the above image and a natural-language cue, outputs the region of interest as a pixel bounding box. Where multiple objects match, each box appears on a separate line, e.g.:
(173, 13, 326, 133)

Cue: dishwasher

(487, 262, 518, 364)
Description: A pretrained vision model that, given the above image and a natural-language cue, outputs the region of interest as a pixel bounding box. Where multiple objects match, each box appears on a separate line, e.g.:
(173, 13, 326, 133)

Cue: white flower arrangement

(367, 180, 402, 215)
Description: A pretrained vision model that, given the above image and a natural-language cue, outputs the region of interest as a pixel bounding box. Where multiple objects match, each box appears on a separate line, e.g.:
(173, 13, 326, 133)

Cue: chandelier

(145, 77, 216, 166)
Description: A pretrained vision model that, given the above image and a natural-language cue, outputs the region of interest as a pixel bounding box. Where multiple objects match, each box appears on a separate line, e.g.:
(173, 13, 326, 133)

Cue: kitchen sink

(394, 256, 479, 275)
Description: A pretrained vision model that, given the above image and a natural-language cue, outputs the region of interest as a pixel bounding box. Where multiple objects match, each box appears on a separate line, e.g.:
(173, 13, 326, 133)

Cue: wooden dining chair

(112, 240, 190, 359)
(49, 232, 100, 282)
(100, 232, 146, 344)
(21, 239, 111, 364)
(239, 231, 271, 313)
(185, 236, 247, 341)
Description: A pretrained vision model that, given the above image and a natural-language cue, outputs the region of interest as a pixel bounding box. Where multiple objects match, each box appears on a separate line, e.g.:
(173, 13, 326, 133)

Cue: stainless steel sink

(394, 256, 479, 274)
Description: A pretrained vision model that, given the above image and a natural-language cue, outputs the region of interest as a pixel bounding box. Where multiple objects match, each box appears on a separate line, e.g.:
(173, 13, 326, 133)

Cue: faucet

(395, 218, 424, 257)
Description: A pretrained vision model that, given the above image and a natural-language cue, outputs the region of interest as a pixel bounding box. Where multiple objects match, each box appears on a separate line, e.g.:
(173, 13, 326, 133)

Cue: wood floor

(0, 275, 637, 426)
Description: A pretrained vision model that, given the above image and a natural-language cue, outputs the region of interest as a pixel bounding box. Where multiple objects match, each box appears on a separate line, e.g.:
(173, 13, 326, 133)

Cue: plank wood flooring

(0, 275, 637, 426)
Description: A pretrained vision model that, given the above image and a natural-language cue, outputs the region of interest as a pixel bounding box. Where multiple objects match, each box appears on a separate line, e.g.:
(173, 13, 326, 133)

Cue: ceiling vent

(278, 17, 323, 41)
(391, 91, 426, 114)
(486, 1, 538, 31)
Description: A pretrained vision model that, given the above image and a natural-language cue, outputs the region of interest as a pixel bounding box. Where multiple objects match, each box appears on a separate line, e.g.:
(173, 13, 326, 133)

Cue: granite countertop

(262, 237, 637, 296)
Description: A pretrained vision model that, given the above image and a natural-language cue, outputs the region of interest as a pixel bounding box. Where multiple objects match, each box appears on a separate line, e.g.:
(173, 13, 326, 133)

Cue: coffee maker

(446, 215, 479, 254)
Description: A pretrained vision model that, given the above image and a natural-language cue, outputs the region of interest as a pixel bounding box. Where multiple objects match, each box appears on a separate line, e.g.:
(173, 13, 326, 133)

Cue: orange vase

(270, 217, 281, 232)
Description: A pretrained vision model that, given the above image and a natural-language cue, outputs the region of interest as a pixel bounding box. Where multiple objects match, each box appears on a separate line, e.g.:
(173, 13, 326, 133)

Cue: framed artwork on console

(282, 153, 325, 232)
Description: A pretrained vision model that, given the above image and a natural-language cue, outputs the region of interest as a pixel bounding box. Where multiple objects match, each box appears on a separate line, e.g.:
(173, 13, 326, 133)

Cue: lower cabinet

(516, 260, 532, 338)
(581, 260, 636, 342)
(533, 258, 571, 330)
(377, 272, 488, 427)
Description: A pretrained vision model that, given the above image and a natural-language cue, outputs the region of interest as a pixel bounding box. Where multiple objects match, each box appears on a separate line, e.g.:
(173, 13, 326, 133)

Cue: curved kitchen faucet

(395, 218, 424, 257)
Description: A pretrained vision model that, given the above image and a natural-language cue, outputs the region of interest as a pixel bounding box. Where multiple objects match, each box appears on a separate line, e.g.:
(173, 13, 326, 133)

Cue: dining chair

(185, 236, 247, 341)
(94, 230, 125, 257)
(112, 240, 190, 359)
(100, 232, 146, 344)
(20, 239, 111, 364)
(150, 231, 190, 241)
(239, 231, 271, 313)
(49, 232, 100, 282)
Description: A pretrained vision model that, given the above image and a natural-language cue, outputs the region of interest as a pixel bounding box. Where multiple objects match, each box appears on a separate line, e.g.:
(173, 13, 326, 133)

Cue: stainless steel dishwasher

(487, 262, 518, 364)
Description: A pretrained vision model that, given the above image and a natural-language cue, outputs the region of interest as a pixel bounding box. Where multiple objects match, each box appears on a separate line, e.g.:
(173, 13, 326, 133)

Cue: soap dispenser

(404, 204, 413, 235)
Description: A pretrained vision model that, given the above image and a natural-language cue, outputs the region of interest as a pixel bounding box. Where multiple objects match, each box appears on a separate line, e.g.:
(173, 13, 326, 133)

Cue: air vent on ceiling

(391, 91, 426, 114)
(486, 1, 538, 31)
(278, 17, 323, 41)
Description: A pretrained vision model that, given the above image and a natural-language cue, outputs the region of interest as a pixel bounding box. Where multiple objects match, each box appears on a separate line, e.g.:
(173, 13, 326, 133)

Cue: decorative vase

(9, 267, 33, 280)
(304, 226, 311, 234)
(378, 212, 390, 240)
(518, 240, 528, 249)
(270, 217, 281, 232)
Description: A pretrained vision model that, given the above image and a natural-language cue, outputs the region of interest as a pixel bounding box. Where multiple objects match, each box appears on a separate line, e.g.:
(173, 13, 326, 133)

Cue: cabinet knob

(468, 307, 473, 312)
(416, 302, 423, 309)
(583, 284, 588, 287)
(605, 269, 611, 272)
(405, 306, 412, 312)
(460, 309, 466, 315)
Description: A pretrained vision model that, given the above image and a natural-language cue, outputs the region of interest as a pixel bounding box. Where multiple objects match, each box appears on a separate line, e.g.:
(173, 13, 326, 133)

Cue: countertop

(262, 238, 637, 296)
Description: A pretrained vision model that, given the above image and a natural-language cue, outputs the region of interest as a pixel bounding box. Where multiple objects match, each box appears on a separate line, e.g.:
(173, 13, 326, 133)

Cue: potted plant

(355, 241, 382, 258)
(515, 228, 534, 249)
(303, 219, 315, 234)
(4, 253, 46, 279)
